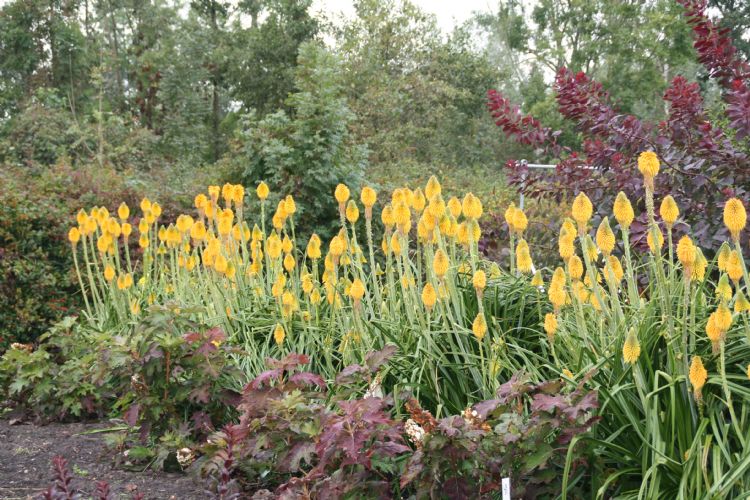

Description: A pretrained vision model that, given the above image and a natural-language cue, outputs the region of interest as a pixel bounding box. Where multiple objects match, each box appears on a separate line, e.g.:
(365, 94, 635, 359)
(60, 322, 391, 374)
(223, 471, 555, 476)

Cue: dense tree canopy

(3, 0, 739, 175)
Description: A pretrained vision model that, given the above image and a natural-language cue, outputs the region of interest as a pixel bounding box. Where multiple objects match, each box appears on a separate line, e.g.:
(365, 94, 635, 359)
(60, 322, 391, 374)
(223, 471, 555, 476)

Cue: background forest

(0, 0, 746, 344)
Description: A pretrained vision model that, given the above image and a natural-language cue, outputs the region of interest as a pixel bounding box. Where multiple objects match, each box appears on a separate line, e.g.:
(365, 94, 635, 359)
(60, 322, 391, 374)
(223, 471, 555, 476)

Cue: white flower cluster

(176, 447, 195, 468)
(405, 418, 425, 446)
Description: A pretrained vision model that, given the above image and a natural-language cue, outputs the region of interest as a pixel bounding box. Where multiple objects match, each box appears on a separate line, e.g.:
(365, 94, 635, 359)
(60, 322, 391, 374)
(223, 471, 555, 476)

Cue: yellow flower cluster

(66, 156, 750, 406)
(69, 176, 500, 351)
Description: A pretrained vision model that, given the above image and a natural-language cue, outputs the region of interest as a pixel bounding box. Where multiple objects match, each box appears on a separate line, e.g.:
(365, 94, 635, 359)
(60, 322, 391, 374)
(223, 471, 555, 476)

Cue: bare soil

(0, 418, 206, 499)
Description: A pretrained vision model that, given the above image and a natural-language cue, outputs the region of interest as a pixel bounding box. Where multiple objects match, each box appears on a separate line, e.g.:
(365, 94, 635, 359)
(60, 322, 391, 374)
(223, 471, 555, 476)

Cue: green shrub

(227, 42, 366, 239)
(0, 317, 102, 419)
(0, 169, 78, 346)
(0, 160, 207, 346)
(0, 89, 165, 172)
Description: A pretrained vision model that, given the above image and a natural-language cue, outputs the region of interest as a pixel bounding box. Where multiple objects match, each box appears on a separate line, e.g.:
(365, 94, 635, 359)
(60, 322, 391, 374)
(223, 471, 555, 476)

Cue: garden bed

(0, 418, 201, 499)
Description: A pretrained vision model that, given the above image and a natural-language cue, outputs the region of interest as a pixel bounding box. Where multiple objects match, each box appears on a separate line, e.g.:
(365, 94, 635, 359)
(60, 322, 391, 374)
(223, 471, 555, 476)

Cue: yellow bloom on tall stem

(549, 285, 566, 311)
(76, 209, 88, 226)
(428, 195, 446, 220)
(273, 323, 285, 345)
(659, 196, 679, 228)
(411, 188, 426, 212)
(195, 193, 208, 211)
(571, 192, 593, 231)
(421, 283, 437, 311)
(284, 195, 296, 216)
(117, 273, 133, 290)
(531, 270, 543, 287)
(335, 183, 350, 205)
(393, 201, 411, 228)
(473, 270, 486, 297)
(329, 234, 345, 258)
(233, 185, 245, 205)
(389, 232, 401, 255)
(727, 250, 743, 284)
(692, 248, 707, 281)
(97, 234, 112, 254)
(595, 217, 615, 256)
(462, 193, 483, 220)
(283, 253, 296, 272)
(266, 233, 283, 259)
(68, 227, 81, 245)
(567, 255, 583, 281)
(543, 312, 557, 343)
(607, 255, 624, 283)
(176, 215, 194, 233)
(190, 221, 207, 241)
(104, 265, 115, 282)
(256, 182, 270, 201)
(512, 208, 528, 234)
(735, 291, 750, 313)
(361, 186, 377, 209)
(689, 356, 708, 402)
(140, 197, 152, 213)
(433, 249, 449, 279)
(504, 203, 517, 233)
(221, 183, 234, 205)
(118, 202, 130, 221)
(723, 198, 746, 242)
(715, 274, 733, 302)
(715, 303, 732, 331)
(346, 200, 360, 223)
(706, 304, 732, 352)
(550, 267, 566, 289)
(447, 197, 462, 218)
(637, 151, 660, 183)
(718, 243, 731, 271)
(425, 176, 441, 200)
(622, 329, 641, 364)
(349, 278, 365, 307)
(515, 239, 533, 274)
(613, 192, 634, 229)
(558, 232, 575, 261)
(676, 235, 696, 276)
(472, 312, 487, 340)
(381, 204, 395, 229)
(307, 234, 322, 259)
(151, 202, 162, 219)
(646, 226, 664, 253)
(214, 254, 229, 274)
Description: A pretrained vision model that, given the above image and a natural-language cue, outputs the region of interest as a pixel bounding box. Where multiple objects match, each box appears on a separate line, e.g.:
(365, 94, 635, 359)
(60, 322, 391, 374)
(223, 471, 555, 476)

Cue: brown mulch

(0, 418, 206, 500)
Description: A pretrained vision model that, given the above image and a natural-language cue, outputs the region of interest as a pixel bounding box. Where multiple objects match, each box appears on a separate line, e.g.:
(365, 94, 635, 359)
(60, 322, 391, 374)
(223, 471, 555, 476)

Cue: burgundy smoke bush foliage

(488, 0, 750, 250)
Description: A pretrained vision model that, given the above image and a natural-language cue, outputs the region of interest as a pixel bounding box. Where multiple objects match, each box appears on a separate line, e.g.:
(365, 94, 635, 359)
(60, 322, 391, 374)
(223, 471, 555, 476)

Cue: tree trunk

(107, 0, 125, 110)
(210, 4, 220, 162)
(48, 0, 58, 87)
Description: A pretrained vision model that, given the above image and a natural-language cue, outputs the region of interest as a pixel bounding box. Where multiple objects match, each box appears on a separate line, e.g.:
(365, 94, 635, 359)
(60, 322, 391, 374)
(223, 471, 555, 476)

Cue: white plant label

(502, 477, 511, 500)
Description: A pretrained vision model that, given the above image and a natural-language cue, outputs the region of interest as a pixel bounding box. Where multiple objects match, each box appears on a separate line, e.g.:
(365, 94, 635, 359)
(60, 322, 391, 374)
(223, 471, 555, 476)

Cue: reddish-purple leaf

(124, 403, 140, 427)
(288, 372, 326, 389)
